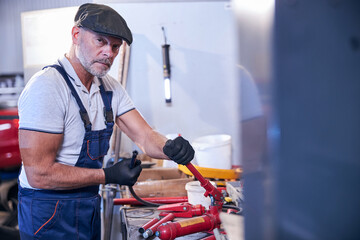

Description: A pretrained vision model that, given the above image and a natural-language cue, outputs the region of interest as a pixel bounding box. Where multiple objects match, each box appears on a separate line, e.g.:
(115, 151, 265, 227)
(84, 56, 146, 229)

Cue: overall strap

(98, 78, 114, 124)
(43, 64, 91, 129)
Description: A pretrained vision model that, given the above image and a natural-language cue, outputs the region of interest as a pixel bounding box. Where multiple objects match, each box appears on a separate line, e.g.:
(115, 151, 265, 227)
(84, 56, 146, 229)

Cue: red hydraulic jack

(154, 163, 224, 240)
(157, 202, 206, 218)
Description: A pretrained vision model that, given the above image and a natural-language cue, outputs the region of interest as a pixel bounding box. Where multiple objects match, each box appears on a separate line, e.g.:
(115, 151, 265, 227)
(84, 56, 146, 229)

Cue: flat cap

(75, 3, 132, 44)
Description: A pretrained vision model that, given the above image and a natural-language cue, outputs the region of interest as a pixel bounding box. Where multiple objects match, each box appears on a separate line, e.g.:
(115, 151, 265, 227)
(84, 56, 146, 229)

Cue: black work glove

(163, 136, 195, 165)
(103, 158, 142, 186)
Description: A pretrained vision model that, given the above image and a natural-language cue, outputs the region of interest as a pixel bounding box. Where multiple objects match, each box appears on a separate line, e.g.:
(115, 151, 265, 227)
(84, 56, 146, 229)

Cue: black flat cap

(75, 3, 132, 44)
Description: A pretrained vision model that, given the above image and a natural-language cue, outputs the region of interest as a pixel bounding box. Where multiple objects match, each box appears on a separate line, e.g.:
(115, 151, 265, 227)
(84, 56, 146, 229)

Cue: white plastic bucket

(185, 181, 216, 209)
(192, 134, 232, 169)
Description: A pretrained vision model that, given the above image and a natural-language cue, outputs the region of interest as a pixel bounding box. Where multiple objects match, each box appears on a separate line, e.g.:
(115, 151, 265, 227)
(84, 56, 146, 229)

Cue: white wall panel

(107, 2, 240, 165)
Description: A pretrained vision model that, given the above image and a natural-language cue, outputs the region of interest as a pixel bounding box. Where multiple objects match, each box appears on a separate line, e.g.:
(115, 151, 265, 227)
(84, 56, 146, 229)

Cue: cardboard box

(125, 168, 193, 198)
(137, 167, 185, 181)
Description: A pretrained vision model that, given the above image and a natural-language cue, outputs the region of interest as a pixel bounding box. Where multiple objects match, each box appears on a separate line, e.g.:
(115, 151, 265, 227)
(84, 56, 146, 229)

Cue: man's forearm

(24, 162, 105, 190)
(140, 130, 169, 160)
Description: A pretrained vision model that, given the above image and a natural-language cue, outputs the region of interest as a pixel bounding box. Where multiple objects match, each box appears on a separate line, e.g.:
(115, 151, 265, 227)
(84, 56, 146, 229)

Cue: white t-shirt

(18, 56, 135, 188)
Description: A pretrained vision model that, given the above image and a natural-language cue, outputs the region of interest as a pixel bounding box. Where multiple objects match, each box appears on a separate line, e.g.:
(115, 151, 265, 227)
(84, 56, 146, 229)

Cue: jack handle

(185, 163, 223, 204)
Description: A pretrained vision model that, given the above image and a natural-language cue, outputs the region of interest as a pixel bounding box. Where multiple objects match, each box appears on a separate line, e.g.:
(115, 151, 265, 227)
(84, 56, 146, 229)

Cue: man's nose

(102, 44, 114, 58)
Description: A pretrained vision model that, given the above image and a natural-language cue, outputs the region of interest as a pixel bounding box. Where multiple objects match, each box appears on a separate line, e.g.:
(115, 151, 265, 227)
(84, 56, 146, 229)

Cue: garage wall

(106, 2, 240, 165)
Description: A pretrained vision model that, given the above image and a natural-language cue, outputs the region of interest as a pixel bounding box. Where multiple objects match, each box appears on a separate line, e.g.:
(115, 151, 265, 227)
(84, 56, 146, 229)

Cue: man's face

(75, 28, 122, 78)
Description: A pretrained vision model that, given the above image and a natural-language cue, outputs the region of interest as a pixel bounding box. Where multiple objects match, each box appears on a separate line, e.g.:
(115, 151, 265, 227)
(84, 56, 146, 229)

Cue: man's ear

(71, 26, 81, 44)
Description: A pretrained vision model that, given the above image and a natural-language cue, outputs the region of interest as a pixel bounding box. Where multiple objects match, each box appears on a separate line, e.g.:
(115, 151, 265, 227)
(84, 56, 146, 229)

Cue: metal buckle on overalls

(79, 111, 91, 127)
(103, 107, 114, 124)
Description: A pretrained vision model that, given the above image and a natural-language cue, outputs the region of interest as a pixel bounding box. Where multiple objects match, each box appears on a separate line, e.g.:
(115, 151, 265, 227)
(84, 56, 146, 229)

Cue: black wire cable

(128, 150, 161, 207)
(128, 185, 161, 207)
(221, 204, 243, 215)
(222, 205, 241, 211)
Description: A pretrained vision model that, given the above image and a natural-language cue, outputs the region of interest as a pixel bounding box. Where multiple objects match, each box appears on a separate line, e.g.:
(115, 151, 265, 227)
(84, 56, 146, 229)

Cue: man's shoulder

(28, 67, 67, 88)
(21, 67, 69, 101)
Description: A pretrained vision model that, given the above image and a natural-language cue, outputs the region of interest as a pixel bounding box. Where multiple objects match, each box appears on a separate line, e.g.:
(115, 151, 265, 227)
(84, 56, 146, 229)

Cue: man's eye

(96, 38, 106, 45)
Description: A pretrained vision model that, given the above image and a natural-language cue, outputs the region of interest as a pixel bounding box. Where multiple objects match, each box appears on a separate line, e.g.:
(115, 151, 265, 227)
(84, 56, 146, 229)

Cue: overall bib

(18, 64, 114, 240)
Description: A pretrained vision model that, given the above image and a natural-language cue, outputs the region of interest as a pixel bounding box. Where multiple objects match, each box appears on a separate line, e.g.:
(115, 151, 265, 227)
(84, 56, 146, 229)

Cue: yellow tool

(178, 164, 241, 180)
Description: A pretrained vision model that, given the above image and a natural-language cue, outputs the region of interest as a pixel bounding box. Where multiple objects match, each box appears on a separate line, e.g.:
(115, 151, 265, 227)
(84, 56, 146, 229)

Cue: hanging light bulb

(162, 27, 171, 103)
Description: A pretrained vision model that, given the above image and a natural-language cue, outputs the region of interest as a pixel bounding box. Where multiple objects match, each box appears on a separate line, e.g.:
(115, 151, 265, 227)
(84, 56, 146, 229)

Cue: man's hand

(103, 158, 142, 186)
(163, 136, 195, 165)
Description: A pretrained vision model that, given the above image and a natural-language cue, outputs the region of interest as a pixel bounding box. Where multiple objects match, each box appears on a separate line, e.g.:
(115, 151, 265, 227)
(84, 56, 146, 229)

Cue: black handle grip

(129, 150, 138, 169)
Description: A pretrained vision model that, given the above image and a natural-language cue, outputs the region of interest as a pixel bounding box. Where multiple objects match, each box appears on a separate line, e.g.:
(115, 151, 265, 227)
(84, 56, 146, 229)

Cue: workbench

(119, 206, 212, 240)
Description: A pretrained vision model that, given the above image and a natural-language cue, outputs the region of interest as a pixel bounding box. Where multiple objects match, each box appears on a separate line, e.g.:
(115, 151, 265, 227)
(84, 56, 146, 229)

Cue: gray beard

(76, 47, 110, 78)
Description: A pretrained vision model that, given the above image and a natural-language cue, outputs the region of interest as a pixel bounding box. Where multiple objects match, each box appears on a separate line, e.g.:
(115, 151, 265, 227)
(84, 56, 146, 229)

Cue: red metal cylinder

(139, 217, 160, 233)
(143, 213, 175, 238)
(155, 214, 218, 240)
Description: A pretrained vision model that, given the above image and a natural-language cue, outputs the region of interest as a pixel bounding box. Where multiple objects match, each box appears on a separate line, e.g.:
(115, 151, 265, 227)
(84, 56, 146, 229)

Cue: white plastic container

(192, 134, 232, 169)
(185, 181, 216, 209)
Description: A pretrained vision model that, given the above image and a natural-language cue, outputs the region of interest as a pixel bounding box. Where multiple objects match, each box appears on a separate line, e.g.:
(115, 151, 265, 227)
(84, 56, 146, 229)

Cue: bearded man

(17, 3, 194, 239)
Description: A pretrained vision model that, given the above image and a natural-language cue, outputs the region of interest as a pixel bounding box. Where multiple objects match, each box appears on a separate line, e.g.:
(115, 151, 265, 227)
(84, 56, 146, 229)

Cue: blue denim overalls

(18, 64, 114, 240)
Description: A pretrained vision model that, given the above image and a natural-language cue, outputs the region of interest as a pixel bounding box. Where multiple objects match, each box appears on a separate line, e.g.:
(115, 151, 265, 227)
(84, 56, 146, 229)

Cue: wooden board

(128, 178, 194, 198)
